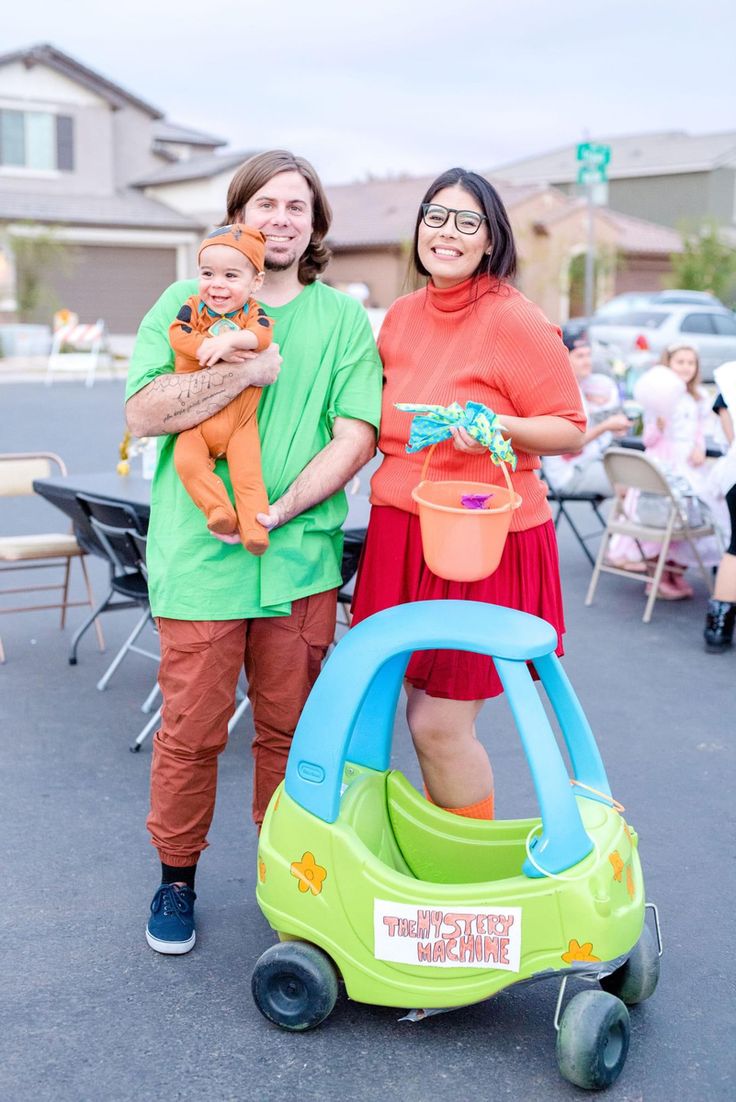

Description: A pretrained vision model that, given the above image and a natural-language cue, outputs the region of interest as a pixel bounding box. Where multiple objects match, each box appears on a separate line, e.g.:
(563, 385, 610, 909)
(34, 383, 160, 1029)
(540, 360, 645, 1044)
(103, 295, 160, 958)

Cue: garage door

(40, 244, 178, 333)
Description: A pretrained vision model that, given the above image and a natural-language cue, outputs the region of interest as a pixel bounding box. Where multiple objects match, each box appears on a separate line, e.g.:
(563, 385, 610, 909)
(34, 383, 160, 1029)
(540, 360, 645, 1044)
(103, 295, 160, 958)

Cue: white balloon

(632, 365, 685, 420)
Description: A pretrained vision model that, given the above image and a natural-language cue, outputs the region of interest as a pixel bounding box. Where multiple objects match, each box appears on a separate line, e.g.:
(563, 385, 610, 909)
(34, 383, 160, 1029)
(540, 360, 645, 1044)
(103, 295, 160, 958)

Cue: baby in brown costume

(170, 224, 274, 554)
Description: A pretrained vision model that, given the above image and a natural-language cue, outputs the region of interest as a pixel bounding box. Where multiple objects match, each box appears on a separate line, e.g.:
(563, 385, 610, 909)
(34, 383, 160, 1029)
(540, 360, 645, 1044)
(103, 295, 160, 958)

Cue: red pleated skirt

(350, 506, 566, 700)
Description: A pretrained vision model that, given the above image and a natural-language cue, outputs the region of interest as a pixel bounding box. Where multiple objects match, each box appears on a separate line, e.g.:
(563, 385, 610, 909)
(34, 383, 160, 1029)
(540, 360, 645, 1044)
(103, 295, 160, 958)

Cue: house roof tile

(153, 121, 228, 148)
(489, 130, 736, 184)
(0, 43, 163, 119)
(324, 175, 543, 248)
(0, 189, 201, 230)
(132, 151, 256, 187)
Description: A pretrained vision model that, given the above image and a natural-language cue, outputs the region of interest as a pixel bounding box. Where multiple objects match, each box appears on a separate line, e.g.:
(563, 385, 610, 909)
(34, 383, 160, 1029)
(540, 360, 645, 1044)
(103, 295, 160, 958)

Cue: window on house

(0, 110, 74, 171)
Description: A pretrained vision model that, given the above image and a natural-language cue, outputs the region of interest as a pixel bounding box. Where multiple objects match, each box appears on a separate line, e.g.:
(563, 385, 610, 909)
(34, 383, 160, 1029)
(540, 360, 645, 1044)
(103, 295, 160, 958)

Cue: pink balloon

(632, 365, 685, 420)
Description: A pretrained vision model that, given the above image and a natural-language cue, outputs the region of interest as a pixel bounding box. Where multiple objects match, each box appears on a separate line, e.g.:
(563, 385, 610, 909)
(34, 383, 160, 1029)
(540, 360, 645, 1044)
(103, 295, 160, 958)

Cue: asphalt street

(1, 379, 733, 1102)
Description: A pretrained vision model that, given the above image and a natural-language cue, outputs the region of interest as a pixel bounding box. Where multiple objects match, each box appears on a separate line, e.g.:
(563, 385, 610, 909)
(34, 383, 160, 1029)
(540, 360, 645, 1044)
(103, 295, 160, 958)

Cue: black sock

(161, 862, 196, 890)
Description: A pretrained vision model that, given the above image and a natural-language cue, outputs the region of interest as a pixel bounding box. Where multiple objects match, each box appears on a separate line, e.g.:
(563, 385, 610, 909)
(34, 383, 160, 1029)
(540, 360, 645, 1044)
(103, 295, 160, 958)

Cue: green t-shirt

(125, 279, 382, 619)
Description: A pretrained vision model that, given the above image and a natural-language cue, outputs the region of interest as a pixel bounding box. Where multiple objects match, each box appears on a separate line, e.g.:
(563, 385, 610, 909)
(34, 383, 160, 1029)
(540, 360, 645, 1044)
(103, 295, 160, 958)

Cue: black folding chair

(333, 527, 366, 644)
(542, 465, 607, 566)
(72, 494, 159, 688)
(130, 526, 368, 752)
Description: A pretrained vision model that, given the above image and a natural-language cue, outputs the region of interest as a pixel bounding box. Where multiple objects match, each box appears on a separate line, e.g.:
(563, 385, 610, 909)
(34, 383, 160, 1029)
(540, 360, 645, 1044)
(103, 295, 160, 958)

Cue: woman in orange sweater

(351, 168, 586, 821)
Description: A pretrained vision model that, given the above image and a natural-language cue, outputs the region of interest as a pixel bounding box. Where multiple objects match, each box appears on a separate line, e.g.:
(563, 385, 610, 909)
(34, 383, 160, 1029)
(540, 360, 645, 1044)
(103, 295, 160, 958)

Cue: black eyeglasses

(421, 203, 488, 235)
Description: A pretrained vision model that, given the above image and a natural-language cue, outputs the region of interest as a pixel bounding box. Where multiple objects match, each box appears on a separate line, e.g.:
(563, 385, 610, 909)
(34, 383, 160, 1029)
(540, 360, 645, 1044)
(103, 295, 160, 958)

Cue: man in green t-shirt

(125, 151, 382, 955)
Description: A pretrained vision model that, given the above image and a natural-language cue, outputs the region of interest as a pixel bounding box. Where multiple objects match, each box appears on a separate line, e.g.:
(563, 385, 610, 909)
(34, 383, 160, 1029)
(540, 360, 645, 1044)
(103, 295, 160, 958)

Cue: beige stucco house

(0, 44, 215, 332)
(489, 131, 736, 231)
(0, 43, 684, 336)
(323, 175, 681, 323)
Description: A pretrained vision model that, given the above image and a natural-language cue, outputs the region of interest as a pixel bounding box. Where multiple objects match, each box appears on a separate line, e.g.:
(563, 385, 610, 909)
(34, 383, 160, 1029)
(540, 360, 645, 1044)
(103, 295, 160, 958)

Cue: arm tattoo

(154, 368, 235, 426)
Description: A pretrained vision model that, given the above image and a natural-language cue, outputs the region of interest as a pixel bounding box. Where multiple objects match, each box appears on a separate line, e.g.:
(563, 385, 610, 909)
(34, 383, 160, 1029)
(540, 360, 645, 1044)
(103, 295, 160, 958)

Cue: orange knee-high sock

(424, 787, 495, 820)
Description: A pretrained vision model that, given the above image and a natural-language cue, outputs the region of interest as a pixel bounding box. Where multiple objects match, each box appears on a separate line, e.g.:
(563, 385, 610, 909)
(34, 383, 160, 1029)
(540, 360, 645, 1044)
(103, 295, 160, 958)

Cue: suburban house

(489, 130, 736, 231)
(321, 175, 681, 321)
(1, 43, 686, 337)
(0, 44, 215, 332)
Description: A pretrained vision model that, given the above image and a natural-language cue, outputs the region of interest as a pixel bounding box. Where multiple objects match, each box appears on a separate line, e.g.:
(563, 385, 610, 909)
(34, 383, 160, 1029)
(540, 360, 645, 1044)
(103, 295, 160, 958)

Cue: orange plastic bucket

(411, 444, 522, 582)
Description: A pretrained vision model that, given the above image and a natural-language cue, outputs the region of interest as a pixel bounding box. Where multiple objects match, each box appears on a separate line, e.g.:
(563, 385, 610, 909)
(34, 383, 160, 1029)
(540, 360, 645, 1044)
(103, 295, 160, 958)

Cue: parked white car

(587, 304, 736, 382)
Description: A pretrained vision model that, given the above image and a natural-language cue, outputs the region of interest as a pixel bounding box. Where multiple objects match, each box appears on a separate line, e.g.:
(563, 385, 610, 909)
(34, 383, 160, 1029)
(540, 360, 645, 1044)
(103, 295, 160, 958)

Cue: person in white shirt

(543, 334, 631, 497)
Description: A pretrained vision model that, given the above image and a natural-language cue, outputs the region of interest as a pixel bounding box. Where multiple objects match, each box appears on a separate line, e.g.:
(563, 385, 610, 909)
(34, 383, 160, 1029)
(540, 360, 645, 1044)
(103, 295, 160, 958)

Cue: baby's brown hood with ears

(198, 224, 266, 271)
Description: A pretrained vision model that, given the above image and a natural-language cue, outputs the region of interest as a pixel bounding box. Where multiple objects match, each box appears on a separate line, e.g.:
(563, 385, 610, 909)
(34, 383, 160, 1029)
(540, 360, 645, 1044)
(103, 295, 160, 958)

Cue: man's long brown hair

(225, 150, 332, 285)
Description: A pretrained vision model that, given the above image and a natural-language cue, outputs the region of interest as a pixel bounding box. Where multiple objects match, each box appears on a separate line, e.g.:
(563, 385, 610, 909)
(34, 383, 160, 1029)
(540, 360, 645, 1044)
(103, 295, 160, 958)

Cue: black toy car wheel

(600, 925, 660, 1005)
(252, 941, 339, 1031)
(556, 989, 630, 1090)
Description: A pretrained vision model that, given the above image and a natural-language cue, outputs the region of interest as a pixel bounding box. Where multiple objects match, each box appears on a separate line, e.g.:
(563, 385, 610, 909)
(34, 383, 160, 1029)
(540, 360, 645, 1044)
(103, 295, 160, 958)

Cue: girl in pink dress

(609, 343, 719, 598)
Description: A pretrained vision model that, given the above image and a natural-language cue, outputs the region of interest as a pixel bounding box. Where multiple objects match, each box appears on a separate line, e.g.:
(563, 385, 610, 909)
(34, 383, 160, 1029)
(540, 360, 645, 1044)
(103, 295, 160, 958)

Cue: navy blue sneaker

(146, 883, 196, 954)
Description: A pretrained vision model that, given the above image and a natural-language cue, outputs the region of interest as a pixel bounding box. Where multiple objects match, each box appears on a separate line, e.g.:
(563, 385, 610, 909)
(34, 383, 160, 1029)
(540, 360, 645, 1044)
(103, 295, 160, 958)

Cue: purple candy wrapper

(460, 493, 494, 510)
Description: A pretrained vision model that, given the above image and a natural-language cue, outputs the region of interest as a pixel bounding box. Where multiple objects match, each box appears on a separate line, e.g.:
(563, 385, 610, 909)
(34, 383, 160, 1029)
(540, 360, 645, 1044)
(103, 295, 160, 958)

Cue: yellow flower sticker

(562, 939, 601, 964)
(258, 858, 267, 884)
(609, 850, 624, 882)
(290, 851, 327, 896)
(626, 864, 635, 900)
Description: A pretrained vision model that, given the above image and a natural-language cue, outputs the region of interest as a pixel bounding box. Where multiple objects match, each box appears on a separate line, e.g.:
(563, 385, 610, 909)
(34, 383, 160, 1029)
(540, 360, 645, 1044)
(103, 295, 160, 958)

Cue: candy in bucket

(397, 401, 522, 582)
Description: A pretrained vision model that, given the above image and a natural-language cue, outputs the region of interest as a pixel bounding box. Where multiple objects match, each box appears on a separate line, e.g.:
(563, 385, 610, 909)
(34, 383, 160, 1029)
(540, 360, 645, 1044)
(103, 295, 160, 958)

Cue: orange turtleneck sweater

(370, 277, 586, 532)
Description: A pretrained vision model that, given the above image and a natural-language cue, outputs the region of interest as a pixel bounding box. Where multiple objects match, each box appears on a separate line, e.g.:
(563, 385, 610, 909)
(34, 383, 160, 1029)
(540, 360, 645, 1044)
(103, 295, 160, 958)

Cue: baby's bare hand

(197, 335, 233, 367)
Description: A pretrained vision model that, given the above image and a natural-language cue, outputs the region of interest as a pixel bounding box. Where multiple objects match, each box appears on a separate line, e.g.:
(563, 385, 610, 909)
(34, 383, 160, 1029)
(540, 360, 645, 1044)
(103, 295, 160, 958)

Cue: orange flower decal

(290, 851, 327, 896)
(609, 850, 624, 882)
(258, 858, 267, 884)
(562, 938, 601, 964)
(626, 864, 635, 900)
(622, 822, 632, 843)
(273, 791, 281, 814)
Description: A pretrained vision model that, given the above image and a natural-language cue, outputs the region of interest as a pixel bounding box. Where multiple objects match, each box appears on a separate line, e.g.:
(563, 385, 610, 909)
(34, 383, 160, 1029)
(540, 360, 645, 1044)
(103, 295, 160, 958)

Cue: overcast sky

(4, 0, 734, 184)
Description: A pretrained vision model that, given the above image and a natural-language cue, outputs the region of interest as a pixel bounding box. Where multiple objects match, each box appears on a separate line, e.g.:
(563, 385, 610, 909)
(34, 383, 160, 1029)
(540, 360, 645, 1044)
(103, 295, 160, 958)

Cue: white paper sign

(373, 899, 522, 972)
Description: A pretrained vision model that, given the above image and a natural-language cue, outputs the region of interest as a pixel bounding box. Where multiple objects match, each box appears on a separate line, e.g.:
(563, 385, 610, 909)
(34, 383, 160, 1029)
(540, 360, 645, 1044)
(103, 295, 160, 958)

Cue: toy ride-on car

(253, 600, 661, 1091)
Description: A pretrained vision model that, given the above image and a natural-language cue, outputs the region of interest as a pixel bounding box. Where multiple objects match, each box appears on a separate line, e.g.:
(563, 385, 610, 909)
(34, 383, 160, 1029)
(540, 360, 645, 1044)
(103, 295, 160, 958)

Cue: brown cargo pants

(147, 589, 337, 866)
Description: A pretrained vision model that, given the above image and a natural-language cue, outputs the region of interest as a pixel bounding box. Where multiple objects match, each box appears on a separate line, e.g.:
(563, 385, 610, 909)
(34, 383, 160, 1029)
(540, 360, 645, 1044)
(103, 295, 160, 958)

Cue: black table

(34, 471, 369, 573)
(34, 472, 153, 558)
(34, 471, 152, 519)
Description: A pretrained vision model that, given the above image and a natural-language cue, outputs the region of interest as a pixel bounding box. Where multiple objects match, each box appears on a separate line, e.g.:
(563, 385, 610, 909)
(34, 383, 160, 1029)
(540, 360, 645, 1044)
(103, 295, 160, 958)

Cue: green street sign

(577, 164, 608, 185)
(576, 143, 611, 185)
(577, 142, 611, 166)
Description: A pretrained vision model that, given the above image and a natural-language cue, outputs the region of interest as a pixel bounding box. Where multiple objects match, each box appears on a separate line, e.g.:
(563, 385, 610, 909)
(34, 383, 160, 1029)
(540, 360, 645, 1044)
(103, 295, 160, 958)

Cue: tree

(8, 225, 75, 322)
(669, 220, 736, 306)
(567, 244, 621, 317)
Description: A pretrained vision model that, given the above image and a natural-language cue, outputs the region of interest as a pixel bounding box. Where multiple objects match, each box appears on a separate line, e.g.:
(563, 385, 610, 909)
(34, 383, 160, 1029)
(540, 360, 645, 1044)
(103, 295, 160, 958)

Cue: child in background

(543, 334, 631, 497)
(170, 224, 274, 554)
(642, 343, 709, 476)
(608, 343, 719, 597)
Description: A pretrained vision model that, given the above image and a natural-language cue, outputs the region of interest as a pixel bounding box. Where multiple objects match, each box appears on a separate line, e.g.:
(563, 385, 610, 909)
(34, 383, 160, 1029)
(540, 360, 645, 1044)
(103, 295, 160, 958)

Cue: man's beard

(265, 254, 297, 272)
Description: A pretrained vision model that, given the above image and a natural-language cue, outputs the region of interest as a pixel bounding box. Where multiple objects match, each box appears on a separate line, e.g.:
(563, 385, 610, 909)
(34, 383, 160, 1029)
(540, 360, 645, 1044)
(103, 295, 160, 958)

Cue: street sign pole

(576, 143, 610, 317)
(584, 183, 595, 318)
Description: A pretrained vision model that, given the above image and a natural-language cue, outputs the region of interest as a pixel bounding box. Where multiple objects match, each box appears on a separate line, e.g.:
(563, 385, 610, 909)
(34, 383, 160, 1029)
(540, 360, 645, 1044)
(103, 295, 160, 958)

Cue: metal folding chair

(73, 493, 159, 688)
(130, 525, 367, 751)
(585, 448, 719, 623)
(126, 526, 250, 752)
(0, 452, 102, 663)
(335, 528, 365, 634)
(542, 462, 608, 566)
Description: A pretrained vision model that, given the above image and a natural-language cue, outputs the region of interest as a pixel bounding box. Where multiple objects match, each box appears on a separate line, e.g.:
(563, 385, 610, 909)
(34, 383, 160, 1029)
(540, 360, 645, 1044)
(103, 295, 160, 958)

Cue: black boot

(704, 599, 736, 653)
